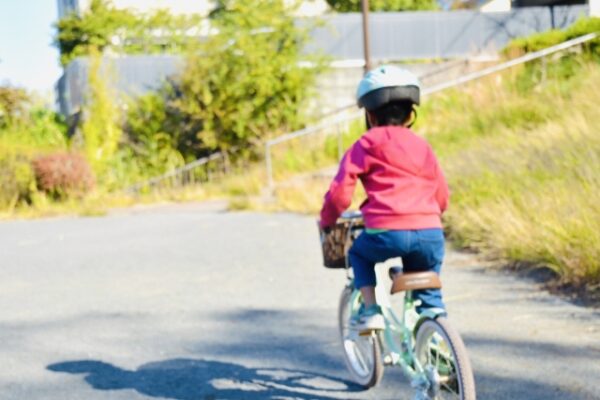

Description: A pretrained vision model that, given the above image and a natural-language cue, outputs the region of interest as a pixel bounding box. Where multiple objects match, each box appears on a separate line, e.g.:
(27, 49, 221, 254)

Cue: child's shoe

(351, 304, 385, 334)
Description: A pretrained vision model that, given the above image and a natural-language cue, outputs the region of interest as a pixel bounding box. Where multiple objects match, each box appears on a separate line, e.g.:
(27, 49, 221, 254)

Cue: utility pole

(361, 0, 372, 74)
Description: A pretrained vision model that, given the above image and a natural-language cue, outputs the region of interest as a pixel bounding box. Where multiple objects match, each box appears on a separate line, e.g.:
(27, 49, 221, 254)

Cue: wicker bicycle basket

(319, 216, 364, 269)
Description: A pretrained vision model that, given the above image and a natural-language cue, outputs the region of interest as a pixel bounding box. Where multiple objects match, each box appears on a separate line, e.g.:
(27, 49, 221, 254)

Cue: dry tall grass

(258, 59, 600, 290)
(424, 63, 600, 288)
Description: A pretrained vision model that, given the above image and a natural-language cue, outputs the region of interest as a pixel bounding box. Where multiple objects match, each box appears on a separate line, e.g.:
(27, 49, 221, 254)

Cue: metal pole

(266, 143, 274, 194)
(337, 122, 343, 161)
(361, 0, 372, 73)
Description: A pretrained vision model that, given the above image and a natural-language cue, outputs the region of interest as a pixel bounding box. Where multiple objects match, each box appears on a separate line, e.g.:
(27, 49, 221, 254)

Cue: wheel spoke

(441, 382, 460, 395)
(339, 288, 385, 388)
(414, 319, 476, 400)
(435, 338, 441, 371)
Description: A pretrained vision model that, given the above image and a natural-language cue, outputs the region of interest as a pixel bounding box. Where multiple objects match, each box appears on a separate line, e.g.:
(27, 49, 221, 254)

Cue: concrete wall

(590, 0, 600, 16)
(55, 56, 491, 118)
(306, 5, 589, 61)
(57, 55, 182, 116)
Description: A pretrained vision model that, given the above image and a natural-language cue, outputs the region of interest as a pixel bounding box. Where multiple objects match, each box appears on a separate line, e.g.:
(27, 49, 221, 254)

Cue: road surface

(0, 202, 598, 399)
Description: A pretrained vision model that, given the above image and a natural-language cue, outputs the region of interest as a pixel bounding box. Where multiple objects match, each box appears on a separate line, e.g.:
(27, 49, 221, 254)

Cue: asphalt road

(0, 202, 599, 400)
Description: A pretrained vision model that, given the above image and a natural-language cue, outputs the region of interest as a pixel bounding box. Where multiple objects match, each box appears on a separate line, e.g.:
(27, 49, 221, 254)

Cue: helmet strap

(406, 107, 418, 129)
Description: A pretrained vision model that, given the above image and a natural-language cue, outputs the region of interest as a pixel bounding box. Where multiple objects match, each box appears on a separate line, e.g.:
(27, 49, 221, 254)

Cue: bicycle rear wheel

(414, 317, 476, 400)
(338, 285, 384, 388)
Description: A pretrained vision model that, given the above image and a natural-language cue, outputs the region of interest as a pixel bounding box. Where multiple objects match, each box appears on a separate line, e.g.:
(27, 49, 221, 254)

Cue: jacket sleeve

(433, 155, 450, 213)
(319, 141, 366, 228)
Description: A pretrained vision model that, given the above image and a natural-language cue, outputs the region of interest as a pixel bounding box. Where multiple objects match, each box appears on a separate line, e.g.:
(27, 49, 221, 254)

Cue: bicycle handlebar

(340, 210, 363, 220)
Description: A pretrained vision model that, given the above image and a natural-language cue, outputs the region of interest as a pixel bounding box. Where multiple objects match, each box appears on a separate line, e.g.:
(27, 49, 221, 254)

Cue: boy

(319, 65, 449, 334)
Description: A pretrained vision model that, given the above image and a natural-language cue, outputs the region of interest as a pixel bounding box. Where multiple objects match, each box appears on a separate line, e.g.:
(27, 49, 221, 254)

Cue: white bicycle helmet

(356, 65, 421, 111)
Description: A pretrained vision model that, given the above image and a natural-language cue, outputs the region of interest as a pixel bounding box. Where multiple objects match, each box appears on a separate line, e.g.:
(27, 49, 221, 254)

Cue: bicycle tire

(414, 317, 476, 400)
(338, 285, 384, 388)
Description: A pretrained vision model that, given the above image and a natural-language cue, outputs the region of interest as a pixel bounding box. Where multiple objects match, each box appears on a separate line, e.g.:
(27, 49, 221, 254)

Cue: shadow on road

(45, 307, 598, 399)
(48, 358, 360, 400)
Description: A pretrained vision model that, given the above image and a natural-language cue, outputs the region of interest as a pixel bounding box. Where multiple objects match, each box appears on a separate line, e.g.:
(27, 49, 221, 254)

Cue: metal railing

(124, 152, 226, 193)
(264, 32, 598, 193)
(123, 32, 597, 195)
(422, 32, 598, 95)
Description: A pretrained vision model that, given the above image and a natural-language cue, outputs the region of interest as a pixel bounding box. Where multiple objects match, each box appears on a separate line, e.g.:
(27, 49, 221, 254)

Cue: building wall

(591, 0, 600, 16)
(480, 0, 512, 13)
(57, 0, 91, 17)
(306, 5, 589, 61)
(57, 0, 82, 17)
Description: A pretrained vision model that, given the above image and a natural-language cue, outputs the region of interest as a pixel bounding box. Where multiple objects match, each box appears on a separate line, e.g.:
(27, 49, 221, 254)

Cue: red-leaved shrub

(32, 152, 95, 199)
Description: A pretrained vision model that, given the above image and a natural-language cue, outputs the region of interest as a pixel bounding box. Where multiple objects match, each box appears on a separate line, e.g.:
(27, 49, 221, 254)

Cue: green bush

(79, 48, 124, 187)
(503, 16, 600, 58)
(0, 153, 36, 209)
(164, 0, 325, 159)
(0, 89, 68, 211)
(0, 86, 30, 126)
(566, 16, 600, 41)
(122, 92, 185, 174)
(503, 29, 567, 56)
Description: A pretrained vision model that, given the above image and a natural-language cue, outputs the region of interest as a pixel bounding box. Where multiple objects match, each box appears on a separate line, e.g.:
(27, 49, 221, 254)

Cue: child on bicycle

(319, 65, 449, 334)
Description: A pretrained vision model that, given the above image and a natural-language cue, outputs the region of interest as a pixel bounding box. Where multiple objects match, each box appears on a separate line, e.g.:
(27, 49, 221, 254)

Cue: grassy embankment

(426, 63, 600, 292)
(248, 51, 600, 293)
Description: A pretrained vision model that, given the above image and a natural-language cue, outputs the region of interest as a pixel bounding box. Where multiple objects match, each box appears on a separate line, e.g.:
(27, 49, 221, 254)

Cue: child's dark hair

(370, 100, 414, 126)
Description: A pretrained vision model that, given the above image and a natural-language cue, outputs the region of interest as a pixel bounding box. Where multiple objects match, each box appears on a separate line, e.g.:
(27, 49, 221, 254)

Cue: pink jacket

(319, 126, 449, 229)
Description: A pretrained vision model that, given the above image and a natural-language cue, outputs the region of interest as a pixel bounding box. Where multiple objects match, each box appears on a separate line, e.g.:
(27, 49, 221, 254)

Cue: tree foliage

(55, 0, 202, 65)
(325, 0, 438, 12)
(0, 86, 31, 126)
(124, 0, 324, 161)
(80, 48, 122, 180)
(167, 0, 324, 158)
(0, 88, 68, 209)
(55, 0, 323, 187)
(122, 92, 184, 174)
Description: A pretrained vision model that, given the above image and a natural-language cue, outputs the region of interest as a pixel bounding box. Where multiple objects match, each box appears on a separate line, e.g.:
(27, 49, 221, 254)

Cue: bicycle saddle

(388, 267, 442, 294)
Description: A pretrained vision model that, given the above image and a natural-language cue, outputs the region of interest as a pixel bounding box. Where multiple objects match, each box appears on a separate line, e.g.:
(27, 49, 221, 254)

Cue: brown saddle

(389, 267, 442, 294)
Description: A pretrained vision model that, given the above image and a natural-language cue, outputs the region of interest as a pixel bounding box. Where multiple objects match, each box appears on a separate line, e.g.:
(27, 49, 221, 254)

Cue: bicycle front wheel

(414, 317, 476, 400)
(338, 285, 384, 388)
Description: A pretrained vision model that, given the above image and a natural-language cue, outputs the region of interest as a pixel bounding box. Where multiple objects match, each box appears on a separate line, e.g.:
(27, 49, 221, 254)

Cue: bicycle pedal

(358, 329, 379, 337)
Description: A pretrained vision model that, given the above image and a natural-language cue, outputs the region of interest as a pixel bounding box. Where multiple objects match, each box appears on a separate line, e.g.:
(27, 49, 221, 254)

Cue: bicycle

(320, 211, 476, 400)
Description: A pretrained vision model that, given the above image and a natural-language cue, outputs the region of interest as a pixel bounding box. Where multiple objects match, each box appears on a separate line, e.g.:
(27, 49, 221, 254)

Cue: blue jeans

(348, 229, 446, 313)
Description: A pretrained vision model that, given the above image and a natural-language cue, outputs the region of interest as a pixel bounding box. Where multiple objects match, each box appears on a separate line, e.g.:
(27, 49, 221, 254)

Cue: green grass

(248, 56, 600, 292)
(421, 61, 600, 289)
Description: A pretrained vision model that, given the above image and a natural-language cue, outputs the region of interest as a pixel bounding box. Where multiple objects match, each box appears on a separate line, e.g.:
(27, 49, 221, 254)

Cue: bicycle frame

(340, 212, 447, 389)
(347, 278, 446, 390)
(337, 213, 474, 399)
